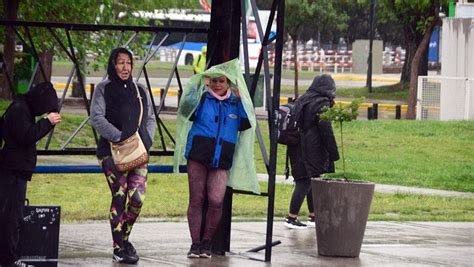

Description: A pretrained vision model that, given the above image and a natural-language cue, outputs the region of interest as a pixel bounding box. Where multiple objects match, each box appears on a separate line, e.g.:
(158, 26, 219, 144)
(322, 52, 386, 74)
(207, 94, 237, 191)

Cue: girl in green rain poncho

(173, 59, 259, 258)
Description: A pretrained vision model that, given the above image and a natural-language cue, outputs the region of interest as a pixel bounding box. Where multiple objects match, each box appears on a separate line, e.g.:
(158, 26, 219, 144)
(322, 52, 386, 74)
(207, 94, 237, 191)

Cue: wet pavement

(39, 73, 474, 266)
(54, 221, 473, 266)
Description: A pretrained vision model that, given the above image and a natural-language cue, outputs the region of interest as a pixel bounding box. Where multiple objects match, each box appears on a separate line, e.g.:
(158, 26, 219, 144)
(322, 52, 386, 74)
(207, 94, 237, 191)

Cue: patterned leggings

(100, 157, 147, 251)
(187, 160, 228, 243)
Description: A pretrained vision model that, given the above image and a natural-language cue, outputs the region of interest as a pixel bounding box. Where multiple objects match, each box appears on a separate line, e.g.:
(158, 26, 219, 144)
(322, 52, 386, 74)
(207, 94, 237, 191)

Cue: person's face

(209, 76, 229, 96)
(115, 53, 132, 81)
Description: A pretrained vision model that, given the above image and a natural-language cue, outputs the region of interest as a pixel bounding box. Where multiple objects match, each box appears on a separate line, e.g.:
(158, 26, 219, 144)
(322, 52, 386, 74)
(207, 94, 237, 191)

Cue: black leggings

(0, 170, 28, 265)
(289, 179, 314, 215)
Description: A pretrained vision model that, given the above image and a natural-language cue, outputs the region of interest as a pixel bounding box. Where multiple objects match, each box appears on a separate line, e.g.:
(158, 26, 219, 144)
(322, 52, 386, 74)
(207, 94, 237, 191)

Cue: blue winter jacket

(185, 92, 251, 170)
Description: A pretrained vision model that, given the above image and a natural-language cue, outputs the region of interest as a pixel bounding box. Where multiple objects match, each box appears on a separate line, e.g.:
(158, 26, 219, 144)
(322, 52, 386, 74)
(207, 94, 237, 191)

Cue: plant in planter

(311, 98, 375, 257)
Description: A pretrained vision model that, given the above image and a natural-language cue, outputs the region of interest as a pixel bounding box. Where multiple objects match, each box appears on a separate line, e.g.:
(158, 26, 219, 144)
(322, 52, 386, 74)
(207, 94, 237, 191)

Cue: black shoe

(187, 243, 201, 258)
(113, 248, 139, 264)
(124, 240, 139, 261)
(284, 216, 307, 229)
(199, 240, 212, 258)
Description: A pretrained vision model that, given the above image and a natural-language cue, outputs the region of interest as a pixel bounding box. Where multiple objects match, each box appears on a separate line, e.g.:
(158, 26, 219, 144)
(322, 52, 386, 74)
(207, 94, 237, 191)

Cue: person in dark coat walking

(0, 82, 61, 266)
(284, 74, 340, 229)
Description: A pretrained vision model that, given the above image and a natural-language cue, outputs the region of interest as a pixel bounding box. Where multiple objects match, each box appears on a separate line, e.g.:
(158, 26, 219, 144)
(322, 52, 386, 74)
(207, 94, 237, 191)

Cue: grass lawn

(280, 83, 408, 102)
(1, 99, 473, 222)
(26, 173, 474, 223)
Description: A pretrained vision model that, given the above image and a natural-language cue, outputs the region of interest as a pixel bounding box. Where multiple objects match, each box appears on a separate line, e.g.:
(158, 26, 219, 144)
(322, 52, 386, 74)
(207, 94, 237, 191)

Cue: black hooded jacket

(90, 47, 154, 158)
(289, 75, 340, 180)
(0, 82, 58, 179)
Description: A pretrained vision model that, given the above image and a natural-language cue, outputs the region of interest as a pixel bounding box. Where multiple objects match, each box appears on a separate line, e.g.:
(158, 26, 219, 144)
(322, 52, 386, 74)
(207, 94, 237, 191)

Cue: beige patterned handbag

(110, 83, 149, 172)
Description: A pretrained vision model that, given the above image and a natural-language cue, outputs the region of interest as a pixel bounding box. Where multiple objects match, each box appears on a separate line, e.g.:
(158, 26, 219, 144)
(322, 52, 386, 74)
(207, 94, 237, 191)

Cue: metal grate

(417, 76, 474, 120)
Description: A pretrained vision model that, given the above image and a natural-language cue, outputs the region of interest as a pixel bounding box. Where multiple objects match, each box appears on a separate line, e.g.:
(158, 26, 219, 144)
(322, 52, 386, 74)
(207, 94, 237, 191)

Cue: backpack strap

(284, 146, 290, 180)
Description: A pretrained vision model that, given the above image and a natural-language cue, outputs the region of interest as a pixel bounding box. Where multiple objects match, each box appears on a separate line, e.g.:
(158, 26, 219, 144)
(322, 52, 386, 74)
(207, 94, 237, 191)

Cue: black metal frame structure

(0, 0, 284, 261)
(0, 20, 207, 156)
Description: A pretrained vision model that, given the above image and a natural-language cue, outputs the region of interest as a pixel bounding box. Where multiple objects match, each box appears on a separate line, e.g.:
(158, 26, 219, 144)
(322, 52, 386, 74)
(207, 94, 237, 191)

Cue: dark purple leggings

(187, 160, 228, 243)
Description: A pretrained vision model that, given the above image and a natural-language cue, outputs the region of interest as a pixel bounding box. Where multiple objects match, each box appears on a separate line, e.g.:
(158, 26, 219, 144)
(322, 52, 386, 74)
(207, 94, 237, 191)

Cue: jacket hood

(307, 74, 336, 99)
(26, 81, 58, 116)
(106, 47, 134, 83)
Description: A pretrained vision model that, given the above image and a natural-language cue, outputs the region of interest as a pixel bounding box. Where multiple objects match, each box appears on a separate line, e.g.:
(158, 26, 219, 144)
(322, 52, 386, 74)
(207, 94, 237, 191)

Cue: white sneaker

(284, 216, 307, 229)
(306, 216, 316, 227)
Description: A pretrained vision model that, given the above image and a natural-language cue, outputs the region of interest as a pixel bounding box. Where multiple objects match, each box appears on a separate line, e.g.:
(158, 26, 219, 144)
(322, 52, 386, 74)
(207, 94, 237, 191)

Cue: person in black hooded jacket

(284, 74, 340, 229)
(90, 47, 155, 264)
(0, 81, 61, 266)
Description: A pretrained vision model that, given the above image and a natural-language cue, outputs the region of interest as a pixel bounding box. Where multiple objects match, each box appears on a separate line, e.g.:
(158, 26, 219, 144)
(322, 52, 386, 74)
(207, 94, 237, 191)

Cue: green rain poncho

(173, 58, 260, 194)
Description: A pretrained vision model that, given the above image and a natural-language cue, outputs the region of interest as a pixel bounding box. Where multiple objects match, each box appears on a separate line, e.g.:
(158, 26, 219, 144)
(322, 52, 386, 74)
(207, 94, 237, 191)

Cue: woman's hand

(47, 112, 62, 125)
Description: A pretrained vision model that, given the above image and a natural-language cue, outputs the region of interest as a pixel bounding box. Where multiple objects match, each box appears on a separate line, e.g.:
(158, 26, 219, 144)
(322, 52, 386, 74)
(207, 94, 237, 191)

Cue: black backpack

(0, 104, 12, 149)
(277, 101, 302, 145)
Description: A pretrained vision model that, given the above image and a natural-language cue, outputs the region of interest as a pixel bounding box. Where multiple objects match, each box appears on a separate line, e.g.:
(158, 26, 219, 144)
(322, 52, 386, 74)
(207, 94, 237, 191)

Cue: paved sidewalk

(257, 174, 474, 199)
(55, 221, 473, 266)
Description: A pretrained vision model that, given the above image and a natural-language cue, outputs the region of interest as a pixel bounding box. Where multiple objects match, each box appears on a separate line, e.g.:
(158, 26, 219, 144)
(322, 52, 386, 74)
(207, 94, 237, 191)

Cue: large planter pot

(311, 178, 375, 257)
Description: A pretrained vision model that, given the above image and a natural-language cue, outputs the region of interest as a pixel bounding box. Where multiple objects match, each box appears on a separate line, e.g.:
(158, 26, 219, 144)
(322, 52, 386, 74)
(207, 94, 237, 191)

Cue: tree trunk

(292, 37, 299, 99)
(400, 41, 414, 82)
(401, 23, 429, 83)
(34, 48, 54, 84)
(1, 0, 19, 99)
(418, 42, 428, 76)
(406, 1, 440, 119)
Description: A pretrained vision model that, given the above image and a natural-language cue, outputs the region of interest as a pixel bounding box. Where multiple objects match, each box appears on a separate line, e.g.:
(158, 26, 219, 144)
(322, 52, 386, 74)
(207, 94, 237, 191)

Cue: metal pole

(265, 0, 284, 262)
(241, 0, 251, 84)
(366, 0, 376, 93)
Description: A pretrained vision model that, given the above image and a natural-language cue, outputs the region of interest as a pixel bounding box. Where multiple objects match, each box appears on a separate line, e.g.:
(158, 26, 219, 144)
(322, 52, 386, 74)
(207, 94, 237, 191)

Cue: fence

(417, 76, 474, 120)
(270, 46, 405, 73)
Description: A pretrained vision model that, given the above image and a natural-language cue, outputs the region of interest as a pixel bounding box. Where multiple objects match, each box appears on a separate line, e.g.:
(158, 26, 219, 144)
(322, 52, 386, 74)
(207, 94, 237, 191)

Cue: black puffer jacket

(288, 75, 340, 180)
(0, 82, 58, 179)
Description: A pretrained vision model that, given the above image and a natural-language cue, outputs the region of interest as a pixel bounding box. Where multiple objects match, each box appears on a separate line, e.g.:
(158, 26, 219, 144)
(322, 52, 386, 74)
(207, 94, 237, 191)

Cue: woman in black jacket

(0, 82, 61, 266)
(284, 75, 340, 229)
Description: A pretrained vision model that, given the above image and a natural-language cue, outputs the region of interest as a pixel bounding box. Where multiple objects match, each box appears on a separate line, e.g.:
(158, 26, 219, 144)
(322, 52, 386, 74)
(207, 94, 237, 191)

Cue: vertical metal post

(90, 83, 95, 101)
(241, 0, 251, 84)
(206, 0, 242, 255)
(265, 0, 284, 262)
(366, 0, 376, 93)
(395, 105, 401, 119)
(373, 103, 378, 119)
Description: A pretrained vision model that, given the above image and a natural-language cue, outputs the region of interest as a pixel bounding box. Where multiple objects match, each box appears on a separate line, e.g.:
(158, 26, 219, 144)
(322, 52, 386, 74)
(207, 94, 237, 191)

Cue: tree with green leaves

(0, 0, 19, 99)
(285, 0, 347, 99)
(0, 0, 201, 100)
(320, 97, 363, 180)
(379, 0, 444, 119)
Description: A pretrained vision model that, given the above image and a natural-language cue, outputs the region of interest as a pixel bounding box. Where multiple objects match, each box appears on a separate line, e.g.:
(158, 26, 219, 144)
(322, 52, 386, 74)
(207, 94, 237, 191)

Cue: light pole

(366, 0, 377, 93)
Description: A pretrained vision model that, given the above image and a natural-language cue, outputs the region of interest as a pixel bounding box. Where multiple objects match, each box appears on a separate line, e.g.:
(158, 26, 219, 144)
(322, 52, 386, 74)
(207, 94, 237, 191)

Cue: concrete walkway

(50, 221, 474, 266)
(258, 174, 474, 199)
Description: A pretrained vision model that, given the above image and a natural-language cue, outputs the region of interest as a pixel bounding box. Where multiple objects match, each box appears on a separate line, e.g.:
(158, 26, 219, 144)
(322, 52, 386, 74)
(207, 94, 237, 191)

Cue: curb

(331, 74, 400, 83)
(53, 83, 178, 96)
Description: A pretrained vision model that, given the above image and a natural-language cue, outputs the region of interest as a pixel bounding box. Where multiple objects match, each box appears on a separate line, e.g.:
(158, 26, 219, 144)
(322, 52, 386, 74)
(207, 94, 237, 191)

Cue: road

(51, 74, 399, 91)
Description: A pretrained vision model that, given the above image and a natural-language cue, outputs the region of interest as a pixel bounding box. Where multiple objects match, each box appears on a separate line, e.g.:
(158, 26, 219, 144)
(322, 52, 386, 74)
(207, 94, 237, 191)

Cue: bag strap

(133, 81, 144, 129)
(284, 146, 290, 180)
